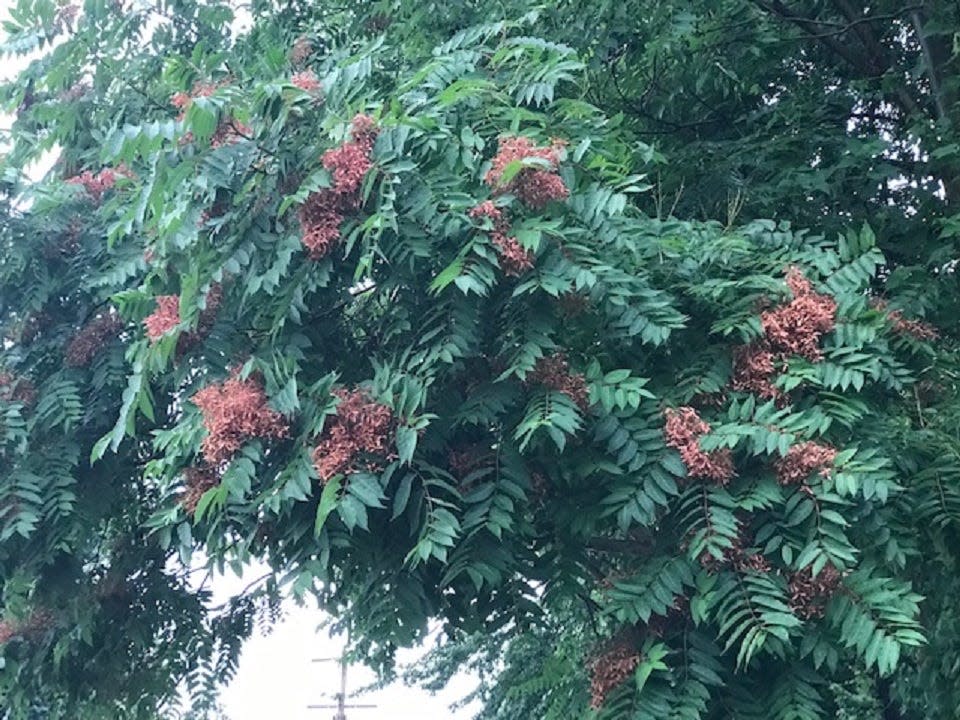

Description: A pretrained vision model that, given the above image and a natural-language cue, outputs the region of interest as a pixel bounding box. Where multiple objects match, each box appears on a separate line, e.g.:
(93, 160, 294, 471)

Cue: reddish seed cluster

(67, 164, 134, 202)
(59, 81, 90, 103)
(0, 621, 13, 645)
(171, 81, 249, 148)
(170, 92, 192, 113)
(888, 311, 939, 340)
(484, 136, 569, 209)
(788, 565, 842, 619)
(732, 267, 837, 401)
(311, 388, 395, 483)
(774, 441, 837, 486)
(192, 284, 223, 339)
(517, 170, 568, 210)
(663, 407, 735, 484)
(171, 80, 221, 120)
(144, 295, 181, 342)
(697, 531, 770, 574)
(733, 550, 772, 574)
(690, 391, 727, 410)
(0, 372, 36, 407)
(557, 291, 589, 317)
(448, 443, 491, 480)
(365, 13, 392, 32)
(210, 119, 252, 149)
(494, 237, 533, 275)
(529, 470, 549, 498)
(731, 343, 781, 400)
(193, 373, 288, 465)
(493, 237, 533, 277)
(527, 353, 590, 412)
(179, 284, 223, 354)
(143, 285, 222, 352)
(298, 197, 343, 259)
(50, 217, 84, 258)
(179, 466, 219, 515)
(589, 641, 640, 709)
(53, 3, 79, 32)
(65, 168, 117, 203)
(0, 609, 55, 645)
(65, 310, 124, 367)
(871, 298, 939, 340)
(298, 114, 378, 259)
(290, 36, 313, 65)
(322, 141, 372, 195)
(761, 267, 837, 361)
(350, 114, 378, 146)
(322, 115, 377, 194)
(20, 311, 48, 344)
(468, 200, 534, 276)
(291, 70, 322, 93)
(645, 595, 691, 637)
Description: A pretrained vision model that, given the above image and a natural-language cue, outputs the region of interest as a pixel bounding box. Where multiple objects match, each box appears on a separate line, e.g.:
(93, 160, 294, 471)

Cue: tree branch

(910, 9, 950, 123)
(751, 0, 925, 119)
(607, 60, 717, 133)
(585, 536, 653, 554)
(750, 0, 871, 70)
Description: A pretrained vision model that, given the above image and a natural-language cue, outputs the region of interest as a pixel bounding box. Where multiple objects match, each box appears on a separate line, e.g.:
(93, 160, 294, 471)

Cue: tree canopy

(0, 1, 958, 718)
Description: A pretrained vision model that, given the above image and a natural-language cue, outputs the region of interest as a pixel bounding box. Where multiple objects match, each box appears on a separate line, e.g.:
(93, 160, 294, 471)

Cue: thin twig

(207, 570, 274, 611)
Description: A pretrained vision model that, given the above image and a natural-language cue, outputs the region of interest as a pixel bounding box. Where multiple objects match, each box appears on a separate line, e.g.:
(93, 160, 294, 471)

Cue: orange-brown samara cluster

(732, 267, 837, 401)
(192, 373, 288, 465)
(468, 136, 569, 275)
(311, 388, 395, 483)
(143, 285, 222, 352)
(298, 114, 378, 259)
(290, 36, 313, 65)
(871, 298, 939, 340)
(731, 343, 779, 399)
(171, 80, 250, 147)
(468, 200, 534, 276)
(762, 268, 838, 360)
(0, 609, 55, 646)
(696, 528, 771, 574)
(527, 353, 590, 412)
(179, 466, 219, 515)
(588, 641, 641, 709)
(774, 441, 837, 486)
(143, 296, 181, 342)
(484, 136, 569, 209)
(663, 406, 735, 484)
(0, 372, 36, 407)
(170, 80, 221, 119)
(447, 443, 492, 481)
(210, 119, 252, 149)
(788, 565, 843, 619)
(65, 165, 132, 203)
(291, 70, 322, 93)
(65, 310, 124, 367)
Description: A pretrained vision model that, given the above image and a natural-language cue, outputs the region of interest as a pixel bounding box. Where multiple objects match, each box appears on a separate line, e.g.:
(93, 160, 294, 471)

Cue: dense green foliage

(0, 1, 958, 718)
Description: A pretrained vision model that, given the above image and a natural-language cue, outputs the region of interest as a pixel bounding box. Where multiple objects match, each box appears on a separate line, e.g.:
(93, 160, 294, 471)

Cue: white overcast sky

(0, 4, 480, 718)
(211, 564, 479, 720)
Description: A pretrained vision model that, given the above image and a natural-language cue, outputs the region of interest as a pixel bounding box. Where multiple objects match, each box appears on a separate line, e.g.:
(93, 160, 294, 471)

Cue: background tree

(0, 1, 956, 719)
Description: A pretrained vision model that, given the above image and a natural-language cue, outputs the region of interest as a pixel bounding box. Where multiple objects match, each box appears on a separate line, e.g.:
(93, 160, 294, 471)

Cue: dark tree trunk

(877, 675, 904, 720)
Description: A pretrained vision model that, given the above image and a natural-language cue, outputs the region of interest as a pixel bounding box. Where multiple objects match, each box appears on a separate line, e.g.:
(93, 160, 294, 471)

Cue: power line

(308, 638, 378, 720)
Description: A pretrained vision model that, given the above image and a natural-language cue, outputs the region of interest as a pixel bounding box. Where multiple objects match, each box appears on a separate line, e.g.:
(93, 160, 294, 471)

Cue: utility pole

(308, 641, 377, 720)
